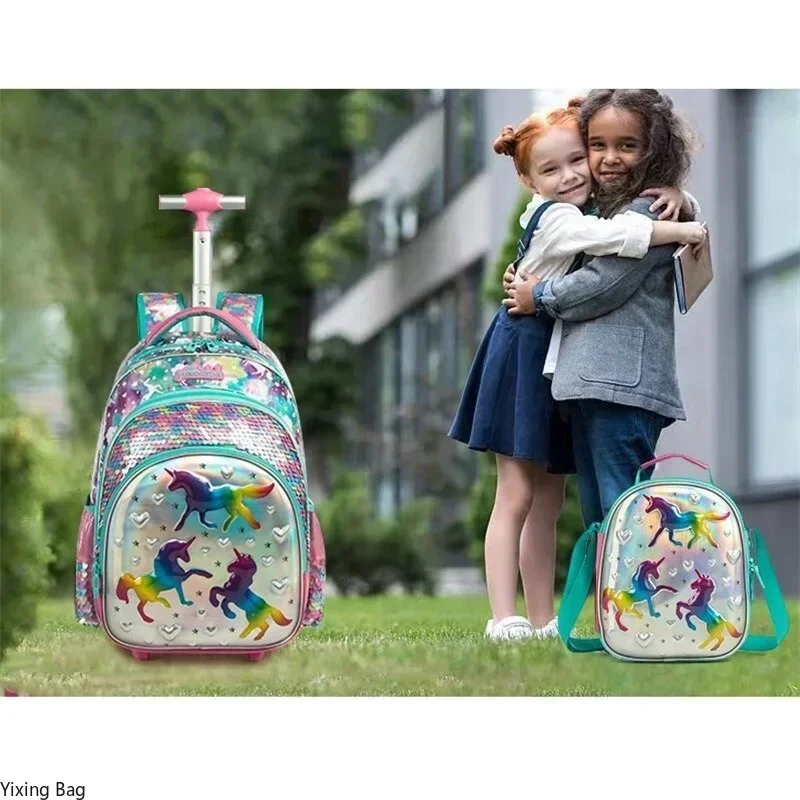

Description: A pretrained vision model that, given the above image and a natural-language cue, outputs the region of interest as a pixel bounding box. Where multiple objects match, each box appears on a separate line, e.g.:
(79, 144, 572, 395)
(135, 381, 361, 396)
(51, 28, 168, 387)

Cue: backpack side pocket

(302, 507, 326, 628)
(75, 504, 99, 626)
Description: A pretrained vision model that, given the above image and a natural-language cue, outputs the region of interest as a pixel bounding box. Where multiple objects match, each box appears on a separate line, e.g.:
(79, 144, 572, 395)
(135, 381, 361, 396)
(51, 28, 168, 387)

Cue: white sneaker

(488, 616, 535, 642)
(532, 617, 559, 639)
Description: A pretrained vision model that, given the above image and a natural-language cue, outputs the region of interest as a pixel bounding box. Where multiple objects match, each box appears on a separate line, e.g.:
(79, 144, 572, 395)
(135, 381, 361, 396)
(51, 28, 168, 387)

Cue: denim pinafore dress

(448, 200, 575, 473)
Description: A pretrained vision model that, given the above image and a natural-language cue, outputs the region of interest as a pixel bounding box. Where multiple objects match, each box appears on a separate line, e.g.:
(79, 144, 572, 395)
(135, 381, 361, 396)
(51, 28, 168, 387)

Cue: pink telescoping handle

(635, 453, 714, 484)
(158, 187, 246, 231)
(158, 187, 246, 333)
(144, 307, 261, 352)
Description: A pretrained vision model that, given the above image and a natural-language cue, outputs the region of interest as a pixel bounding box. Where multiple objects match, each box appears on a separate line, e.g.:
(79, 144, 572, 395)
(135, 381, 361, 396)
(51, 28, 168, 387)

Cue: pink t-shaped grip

(183, 187, 223, 232)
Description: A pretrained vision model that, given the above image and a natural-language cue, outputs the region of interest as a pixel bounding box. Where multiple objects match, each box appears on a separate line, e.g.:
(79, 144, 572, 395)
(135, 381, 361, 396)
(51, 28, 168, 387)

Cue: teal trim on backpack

(136, 293, 188, 340)
(214, 292, 264, 340)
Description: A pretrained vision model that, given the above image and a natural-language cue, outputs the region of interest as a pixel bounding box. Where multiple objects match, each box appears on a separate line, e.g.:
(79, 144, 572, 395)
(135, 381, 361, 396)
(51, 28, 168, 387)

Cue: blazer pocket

(577, 323, 644, 388)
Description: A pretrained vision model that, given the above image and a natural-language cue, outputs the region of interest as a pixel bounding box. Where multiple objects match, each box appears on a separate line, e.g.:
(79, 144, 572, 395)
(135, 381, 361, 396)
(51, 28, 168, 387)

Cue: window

(359, 260, 486, 512)
(445, 90, 484, 197)
(742, 90, 800, 487)
(377, 325, 399, 515)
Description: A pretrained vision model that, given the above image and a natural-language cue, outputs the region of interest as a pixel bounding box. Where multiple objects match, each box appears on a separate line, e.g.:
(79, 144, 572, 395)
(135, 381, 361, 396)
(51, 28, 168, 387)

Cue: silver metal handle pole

(193, 231, 213, 332)
(158, 189, 246, 334)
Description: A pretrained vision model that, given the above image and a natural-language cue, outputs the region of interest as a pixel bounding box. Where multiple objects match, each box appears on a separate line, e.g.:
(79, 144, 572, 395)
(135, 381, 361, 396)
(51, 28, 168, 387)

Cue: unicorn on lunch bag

(676, 570, 742, 651)
(643, 494, 730, 549)
(601, 557, 677, 632)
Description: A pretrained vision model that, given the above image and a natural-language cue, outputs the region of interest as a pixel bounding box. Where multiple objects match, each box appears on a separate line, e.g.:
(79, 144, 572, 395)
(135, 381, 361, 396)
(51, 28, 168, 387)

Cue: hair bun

(493, 125, 517, 156)
(567, 96, 585, 109)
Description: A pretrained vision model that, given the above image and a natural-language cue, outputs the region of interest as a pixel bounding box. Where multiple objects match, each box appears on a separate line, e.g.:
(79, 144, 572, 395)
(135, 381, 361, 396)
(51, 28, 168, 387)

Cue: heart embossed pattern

(130, 511, 150, 528)
(272, 525, 290, 543)
(159, 624, 181, 641)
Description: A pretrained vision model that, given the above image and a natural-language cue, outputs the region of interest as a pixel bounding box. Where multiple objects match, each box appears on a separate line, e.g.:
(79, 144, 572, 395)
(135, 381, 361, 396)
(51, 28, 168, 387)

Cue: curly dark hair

(579, 89, 699, 219)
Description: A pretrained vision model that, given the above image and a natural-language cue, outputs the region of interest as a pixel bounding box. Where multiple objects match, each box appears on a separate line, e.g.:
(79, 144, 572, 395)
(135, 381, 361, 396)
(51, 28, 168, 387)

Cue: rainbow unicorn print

(676, 570, 742, 651)
(601, 558, 677, 632)
(643, 494, 730, 549)
(166, 468, 274, 533)
(116, 537, 212, 623)
(210, 549, 292, 640)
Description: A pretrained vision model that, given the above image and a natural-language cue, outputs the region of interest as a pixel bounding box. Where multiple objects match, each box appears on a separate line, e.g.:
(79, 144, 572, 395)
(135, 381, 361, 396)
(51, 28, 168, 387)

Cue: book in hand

(673, 223, 712, 314)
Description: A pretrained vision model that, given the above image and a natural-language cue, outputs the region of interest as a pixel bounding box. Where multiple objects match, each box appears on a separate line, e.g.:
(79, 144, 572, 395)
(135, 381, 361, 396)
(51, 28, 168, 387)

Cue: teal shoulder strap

(136, 293, 188, 340)
(558, 523, 604, 653)
(214, 292, 264, 339)
(741, 528, 791, 652)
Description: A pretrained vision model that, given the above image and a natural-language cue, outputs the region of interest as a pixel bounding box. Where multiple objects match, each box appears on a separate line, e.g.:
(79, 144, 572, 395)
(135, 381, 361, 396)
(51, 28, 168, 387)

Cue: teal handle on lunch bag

(741, 528, 791, 652)
(558, 522, 604, 653)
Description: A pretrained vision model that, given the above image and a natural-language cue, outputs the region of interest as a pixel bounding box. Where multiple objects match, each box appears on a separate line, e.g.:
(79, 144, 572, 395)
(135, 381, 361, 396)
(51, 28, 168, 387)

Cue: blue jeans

(569, 399, 668, 528)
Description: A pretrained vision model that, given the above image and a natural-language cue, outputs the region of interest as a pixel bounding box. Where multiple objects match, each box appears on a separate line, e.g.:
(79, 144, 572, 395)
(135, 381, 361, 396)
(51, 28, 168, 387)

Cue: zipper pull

(749, 557, 765, 589)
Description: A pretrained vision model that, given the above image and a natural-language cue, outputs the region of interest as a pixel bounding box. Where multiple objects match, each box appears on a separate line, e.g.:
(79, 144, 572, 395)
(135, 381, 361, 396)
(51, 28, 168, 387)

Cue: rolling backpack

(74, 187, 326, 661)
(559, 453, 790, 661)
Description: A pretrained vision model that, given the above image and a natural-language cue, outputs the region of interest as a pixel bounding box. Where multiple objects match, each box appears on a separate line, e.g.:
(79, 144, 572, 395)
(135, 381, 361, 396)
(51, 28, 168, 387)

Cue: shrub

(0, 407, 53, 661)
(316, 469, 435, 596)
(40, 443, 92, 591)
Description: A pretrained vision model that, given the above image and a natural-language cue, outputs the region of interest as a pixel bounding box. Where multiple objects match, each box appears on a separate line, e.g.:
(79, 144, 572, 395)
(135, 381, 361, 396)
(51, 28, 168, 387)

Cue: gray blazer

(534, 197, 686, 421)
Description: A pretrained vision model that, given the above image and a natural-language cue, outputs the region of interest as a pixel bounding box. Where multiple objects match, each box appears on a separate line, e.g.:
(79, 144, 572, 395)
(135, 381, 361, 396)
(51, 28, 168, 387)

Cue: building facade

(310, 89, 800, 594)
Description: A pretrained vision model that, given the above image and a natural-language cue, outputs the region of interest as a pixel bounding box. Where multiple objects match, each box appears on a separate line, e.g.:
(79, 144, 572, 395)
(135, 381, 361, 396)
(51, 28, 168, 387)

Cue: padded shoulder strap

(558, 523, 604, 653)
(136, 293, 188, 340)
(214, 292, 264, 339)
(741, 528, 791, 652)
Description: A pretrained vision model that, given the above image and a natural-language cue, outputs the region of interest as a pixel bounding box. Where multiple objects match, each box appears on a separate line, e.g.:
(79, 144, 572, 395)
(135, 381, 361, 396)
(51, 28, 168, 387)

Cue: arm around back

(535, 197, 675, 322)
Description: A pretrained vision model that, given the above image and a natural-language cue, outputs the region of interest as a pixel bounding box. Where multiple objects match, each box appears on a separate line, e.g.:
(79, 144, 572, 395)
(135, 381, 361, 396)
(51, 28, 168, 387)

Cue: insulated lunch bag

(74, 187, 326, 661)
(559, 453, 790, 661)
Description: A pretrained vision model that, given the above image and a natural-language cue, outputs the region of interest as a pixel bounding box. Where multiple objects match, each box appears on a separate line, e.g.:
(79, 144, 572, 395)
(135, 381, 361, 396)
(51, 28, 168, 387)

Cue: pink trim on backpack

(302, 510, 326, 627)
(144, 306, 262, 352)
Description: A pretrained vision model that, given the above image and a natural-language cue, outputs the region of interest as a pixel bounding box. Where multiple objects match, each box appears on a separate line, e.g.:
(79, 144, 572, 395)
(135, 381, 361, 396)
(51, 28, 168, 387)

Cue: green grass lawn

(2, 594, 797, 696)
